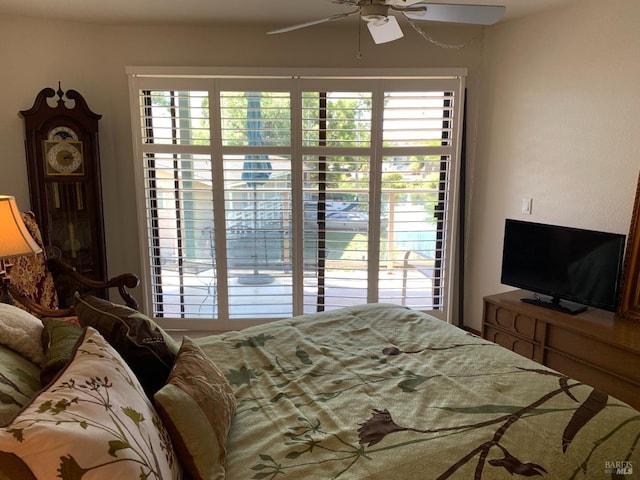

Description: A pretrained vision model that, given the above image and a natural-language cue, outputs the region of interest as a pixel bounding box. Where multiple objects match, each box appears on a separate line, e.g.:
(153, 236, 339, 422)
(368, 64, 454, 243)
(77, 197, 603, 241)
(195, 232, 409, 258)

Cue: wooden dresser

(482, 290, 640, 409)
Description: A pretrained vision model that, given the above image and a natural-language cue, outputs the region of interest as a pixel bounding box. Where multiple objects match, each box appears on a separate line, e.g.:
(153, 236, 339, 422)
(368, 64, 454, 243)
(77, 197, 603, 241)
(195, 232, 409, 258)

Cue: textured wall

(0, 15, 483, 308)
(465, 0, 640, 329)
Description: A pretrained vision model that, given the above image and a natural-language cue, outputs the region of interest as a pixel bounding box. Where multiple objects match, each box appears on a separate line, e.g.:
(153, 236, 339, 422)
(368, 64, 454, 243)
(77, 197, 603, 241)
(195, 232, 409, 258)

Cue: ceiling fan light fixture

(360, 4, 389, 23)
(367, 15, 389, 25)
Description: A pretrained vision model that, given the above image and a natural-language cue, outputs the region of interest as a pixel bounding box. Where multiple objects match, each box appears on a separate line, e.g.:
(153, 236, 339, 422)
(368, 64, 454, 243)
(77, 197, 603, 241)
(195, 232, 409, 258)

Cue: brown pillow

(154, 337, 237, 480)
(73, 294, 179, 397)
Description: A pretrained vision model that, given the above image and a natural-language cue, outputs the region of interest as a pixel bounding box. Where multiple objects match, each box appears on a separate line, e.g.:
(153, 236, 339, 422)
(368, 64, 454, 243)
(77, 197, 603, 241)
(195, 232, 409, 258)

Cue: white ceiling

(0, 0, 578, 26)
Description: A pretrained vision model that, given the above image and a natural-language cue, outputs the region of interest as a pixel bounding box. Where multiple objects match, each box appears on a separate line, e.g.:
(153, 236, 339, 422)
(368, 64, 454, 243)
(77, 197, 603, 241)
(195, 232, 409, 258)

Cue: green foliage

(149, 90, 374, 152)
(220, 92, 292, 146)
(382, 173, 407, 189)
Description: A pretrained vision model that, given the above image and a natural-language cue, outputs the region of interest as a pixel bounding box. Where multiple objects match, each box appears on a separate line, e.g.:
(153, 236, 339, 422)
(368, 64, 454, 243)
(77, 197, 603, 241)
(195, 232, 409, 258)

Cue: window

(128, 68, 465, 330)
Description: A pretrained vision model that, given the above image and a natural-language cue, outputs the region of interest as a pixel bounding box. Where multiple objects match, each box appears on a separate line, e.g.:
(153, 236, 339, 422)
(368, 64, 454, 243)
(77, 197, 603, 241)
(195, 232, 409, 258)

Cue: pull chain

(357, 20, 363, 59)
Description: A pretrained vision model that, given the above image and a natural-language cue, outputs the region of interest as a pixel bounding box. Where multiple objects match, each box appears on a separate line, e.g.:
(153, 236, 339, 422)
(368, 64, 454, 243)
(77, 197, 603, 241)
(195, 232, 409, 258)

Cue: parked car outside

(325, 212, 370, 231)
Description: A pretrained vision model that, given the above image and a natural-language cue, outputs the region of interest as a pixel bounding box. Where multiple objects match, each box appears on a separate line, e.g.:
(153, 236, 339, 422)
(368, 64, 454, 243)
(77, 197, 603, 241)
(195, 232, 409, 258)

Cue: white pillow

(0, 327, 182, 480)
(0, 303, 44, 366)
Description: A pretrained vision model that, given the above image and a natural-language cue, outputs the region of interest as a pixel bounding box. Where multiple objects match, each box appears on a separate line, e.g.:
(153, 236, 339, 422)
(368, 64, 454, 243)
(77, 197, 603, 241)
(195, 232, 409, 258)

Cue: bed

(0, 299, 638, 479)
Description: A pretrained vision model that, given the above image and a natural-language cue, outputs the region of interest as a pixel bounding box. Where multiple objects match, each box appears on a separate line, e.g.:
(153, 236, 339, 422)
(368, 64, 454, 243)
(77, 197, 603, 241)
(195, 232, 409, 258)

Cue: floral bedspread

(196, 303, 640, 479)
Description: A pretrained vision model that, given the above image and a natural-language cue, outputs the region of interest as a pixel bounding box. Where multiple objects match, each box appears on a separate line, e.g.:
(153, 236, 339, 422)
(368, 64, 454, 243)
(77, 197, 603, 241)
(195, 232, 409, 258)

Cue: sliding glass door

(128, 69, 465, 330)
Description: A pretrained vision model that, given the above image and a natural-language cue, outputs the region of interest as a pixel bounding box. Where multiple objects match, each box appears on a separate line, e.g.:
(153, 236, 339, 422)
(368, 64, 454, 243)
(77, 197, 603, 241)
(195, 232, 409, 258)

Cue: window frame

(127, 67, 467, 330)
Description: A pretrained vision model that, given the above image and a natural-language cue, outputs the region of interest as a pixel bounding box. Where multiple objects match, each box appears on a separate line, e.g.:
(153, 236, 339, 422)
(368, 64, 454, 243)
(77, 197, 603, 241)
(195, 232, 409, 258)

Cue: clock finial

(56, 82, 64, 105)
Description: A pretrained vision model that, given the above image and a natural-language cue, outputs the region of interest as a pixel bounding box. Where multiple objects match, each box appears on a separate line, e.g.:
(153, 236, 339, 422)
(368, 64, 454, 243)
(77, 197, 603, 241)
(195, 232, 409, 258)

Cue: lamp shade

(0, 195, 42, 260)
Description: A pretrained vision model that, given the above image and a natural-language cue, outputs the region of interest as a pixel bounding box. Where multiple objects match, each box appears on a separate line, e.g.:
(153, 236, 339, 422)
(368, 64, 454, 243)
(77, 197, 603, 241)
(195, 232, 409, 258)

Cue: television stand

(482, 289, 640, 409)
(520, 294, 587, 315)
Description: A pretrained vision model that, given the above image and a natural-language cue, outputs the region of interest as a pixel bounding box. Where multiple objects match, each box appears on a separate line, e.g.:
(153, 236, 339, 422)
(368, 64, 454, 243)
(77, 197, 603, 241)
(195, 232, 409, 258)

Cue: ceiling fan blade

(403, 3, 505, 25)
(267, 10, 359, 34)
(367, 15, 404, 44)
(332, 0, 358, 5)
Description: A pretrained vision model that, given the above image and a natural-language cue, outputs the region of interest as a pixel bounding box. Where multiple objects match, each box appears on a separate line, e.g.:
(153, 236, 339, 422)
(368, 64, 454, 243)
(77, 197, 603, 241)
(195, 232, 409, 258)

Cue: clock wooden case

(20, 85, 107, 306)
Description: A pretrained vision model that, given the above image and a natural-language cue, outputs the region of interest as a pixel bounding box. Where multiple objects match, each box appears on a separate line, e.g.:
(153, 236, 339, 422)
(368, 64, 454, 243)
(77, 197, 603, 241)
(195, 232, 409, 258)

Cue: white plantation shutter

(128, 68, 465, 330)
(301, 90, 373, 312)
(219, 90, 293, 320)
(379, 90, 456, 310)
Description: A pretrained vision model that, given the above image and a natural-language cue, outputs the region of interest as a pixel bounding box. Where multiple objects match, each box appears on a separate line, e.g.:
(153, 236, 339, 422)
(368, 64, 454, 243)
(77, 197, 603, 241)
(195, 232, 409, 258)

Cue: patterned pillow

(0, 327, 182, 480)
(73, 294, 179, 398)
(0, 303, 45, 366)
(0, 345, 41, 427)
(154, 337, 237, 480)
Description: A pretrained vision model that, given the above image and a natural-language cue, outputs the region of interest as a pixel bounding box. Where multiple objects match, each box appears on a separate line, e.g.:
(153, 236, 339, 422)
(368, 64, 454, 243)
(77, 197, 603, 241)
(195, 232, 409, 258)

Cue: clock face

(45, 141, 84, 175)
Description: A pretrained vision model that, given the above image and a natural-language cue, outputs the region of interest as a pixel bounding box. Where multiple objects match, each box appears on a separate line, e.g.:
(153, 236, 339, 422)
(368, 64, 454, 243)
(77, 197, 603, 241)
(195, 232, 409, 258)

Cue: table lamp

(0, 195, 42, 304)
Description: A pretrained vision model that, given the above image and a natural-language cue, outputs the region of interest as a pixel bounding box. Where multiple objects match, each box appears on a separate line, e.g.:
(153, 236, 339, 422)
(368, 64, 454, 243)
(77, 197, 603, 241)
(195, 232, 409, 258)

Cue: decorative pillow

(73, 294, 179, 397)
(39, 318, 83, 386)
(0, 345, 41, 427)
(0, 327, 182, 480)
(0, 303, 44, 366)
(154, 337, 237, 480)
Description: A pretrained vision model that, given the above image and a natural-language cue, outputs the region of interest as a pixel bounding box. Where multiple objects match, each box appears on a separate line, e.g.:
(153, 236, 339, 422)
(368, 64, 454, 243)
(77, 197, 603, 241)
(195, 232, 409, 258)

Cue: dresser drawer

(484, 325, 542, 361)
(483, 291, 640, 411)
(483, 302, 538, 340)
(545, 350, 640, 410)
(546, 325, 640, 382)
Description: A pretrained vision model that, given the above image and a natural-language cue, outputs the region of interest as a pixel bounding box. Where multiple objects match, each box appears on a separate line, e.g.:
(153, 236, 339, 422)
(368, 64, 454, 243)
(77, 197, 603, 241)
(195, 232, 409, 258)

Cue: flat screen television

(500, 219, 626, 314)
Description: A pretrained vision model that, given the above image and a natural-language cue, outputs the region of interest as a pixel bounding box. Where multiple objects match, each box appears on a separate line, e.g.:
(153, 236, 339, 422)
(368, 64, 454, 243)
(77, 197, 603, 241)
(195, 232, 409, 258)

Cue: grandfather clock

(19, 84, 107, 306)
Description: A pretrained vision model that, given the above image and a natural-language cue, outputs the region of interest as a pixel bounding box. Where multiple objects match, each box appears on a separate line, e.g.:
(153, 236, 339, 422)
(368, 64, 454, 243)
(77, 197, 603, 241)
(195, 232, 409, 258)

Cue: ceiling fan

(267, 1, 506, 44)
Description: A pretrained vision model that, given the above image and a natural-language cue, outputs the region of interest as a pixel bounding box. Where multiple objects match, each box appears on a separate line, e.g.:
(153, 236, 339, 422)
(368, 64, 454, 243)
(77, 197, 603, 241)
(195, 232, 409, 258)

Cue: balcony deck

(157, 263, 437, 322)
